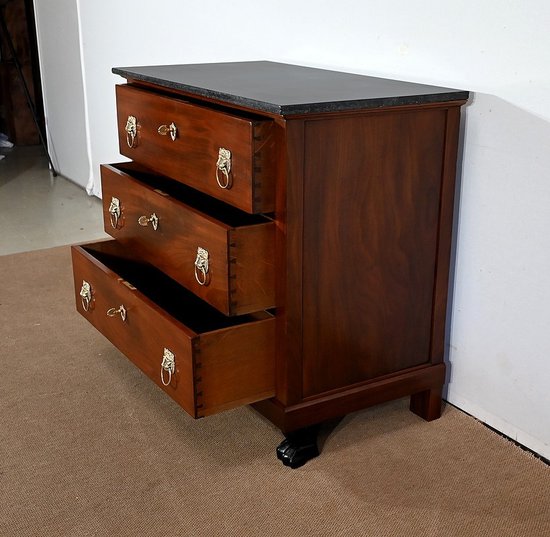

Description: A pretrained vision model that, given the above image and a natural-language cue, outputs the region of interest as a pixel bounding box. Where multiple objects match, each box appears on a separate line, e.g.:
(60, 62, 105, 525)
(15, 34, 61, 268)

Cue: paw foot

(276, 427, 320, 469)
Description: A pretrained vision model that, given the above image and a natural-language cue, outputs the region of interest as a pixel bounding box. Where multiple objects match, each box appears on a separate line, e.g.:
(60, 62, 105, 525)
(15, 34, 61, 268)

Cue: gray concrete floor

(0, 145, 108, 255)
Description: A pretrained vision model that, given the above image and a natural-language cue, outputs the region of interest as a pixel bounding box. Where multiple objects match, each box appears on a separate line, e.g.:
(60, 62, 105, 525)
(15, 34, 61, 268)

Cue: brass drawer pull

(194, 247, 210, 286)
(80, 280, 92, 311)
(215, 147, 232, 189)
(160, 348, 176, 386)
(125, 115, 138, 148)
(107, 305, 127, 322)
(108, 197, 122, 229)
(138, 213, 159, 231)
(157, 122, 177, 141)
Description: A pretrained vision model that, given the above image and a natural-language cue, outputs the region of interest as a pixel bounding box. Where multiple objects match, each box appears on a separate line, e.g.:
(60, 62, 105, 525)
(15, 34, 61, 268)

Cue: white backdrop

(34, 0, 550, 459)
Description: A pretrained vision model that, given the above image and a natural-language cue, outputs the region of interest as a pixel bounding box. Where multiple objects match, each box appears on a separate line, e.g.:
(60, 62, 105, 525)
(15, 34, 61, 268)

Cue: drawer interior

(110, 162, 273, 224)
(82, 241, 272, 333)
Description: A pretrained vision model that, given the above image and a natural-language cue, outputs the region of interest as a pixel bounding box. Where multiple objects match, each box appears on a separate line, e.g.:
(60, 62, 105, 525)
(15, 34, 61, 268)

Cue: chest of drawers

(72, 61, 468, 468)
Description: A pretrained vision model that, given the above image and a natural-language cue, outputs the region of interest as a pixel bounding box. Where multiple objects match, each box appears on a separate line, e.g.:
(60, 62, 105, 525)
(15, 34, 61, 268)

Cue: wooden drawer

(101, 162, 275, 316)
(71, 241, 275, 418)
(116, 84, 276, 214)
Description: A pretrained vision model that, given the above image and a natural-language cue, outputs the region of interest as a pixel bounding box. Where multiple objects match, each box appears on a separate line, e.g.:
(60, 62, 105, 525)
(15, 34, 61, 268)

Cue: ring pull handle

(108, 197, 122, 229)
(215, 147, 232, 189)
(106, 305, 127, 322)
(160, 348, 176, 386)
(138, 213, 159, 231)
(80, 280, 92, 311)
(194, 247, 210, 286)
(125, 115, 138, 148)
(157, 122, 177, 141)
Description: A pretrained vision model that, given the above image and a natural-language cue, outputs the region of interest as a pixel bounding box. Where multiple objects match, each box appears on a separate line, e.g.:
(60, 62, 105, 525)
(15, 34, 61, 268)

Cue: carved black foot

(276, 426, 320, 469)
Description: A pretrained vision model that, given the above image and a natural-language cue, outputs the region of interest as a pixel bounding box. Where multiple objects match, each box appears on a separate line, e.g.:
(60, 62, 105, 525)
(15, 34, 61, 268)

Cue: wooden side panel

(198, 316, 276, 416)
(229, 223, 276, 316)
(301, 109, 447, 397)
(116, 84, 275, 213)
(276, 119, 306, 405)
(71, 244, 197, 416)
(430, 106, 463, 364)
(252, 120, 278, 212)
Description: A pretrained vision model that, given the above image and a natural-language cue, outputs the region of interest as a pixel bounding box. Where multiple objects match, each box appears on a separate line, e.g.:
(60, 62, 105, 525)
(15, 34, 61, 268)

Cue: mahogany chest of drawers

(72, 61, 468, 467)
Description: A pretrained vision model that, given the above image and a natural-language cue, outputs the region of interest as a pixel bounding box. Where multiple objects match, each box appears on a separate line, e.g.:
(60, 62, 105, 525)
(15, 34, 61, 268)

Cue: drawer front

(116, 84, 275, 214)
(72, 241, 275, 418)
(101, 163, 275, 316)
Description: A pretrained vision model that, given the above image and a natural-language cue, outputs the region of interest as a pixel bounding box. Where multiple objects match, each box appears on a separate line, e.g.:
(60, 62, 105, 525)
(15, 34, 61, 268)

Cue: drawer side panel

(198, 317, 276, 416)
(229, 224, 276, 316)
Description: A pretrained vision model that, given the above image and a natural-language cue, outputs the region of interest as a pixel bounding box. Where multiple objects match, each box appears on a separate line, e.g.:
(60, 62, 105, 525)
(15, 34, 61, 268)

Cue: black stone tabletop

(112, 61, 469, 116)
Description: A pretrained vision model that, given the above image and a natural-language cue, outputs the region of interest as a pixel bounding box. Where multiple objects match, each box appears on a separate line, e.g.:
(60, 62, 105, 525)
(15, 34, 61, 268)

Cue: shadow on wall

(442, 91, 550, 398)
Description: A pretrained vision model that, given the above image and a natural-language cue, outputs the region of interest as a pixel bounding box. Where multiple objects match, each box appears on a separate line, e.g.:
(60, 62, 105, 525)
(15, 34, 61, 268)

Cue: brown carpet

(1, 246, 549, 537)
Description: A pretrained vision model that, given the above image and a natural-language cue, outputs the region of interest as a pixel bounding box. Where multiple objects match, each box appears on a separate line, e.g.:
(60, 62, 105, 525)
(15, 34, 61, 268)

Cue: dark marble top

(112, 61, 469, 116)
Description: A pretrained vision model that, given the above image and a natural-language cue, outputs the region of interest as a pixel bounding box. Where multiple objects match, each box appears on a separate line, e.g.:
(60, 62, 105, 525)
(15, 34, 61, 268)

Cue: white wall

(36, 0, 550, 458)
(33, 0, 90, 188)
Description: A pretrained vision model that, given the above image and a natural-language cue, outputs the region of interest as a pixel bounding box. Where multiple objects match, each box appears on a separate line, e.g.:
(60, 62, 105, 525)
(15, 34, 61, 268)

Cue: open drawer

(71, 240, 275, 418)
(116, 84, 275, 213)
(101, 162, 275, 316)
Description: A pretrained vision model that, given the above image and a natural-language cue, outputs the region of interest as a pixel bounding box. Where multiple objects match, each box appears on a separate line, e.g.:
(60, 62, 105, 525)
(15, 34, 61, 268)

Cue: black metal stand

(0, 3, 57, 175)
